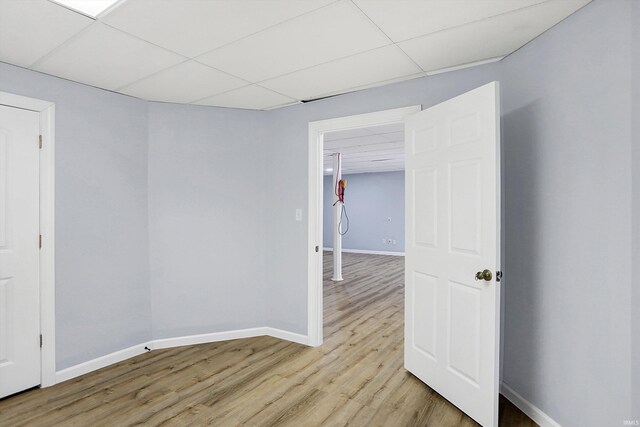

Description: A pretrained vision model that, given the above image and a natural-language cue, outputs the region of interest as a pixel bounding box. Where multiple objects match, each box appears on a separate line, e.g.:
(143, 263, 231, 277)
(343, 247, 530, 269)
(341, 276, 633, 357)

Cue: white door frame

(0, 91, 56, 387)
(307, 105, 421, 346)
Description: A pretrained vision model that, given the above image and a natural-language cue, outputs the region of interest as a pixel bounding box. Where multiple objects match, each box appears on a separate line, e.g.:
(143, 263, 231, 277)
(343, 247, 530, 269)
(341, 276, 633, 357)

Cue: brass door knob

(475, 269, 492, 281)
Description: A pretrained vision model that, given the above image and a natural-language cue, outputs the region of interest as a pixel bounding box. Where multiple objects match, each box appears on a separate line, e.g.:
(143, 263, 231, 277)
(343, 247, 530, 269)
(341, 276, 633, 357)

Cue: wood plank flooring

(0, 252, 535, 426)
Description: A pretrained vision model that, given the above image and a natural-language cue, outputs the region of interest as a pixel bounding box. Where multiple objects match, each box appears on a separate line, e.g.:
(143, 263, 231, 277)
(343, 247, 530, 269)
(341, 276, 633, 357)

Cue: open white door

(0, 105, 41, 398)
(404, 82, 501, 427)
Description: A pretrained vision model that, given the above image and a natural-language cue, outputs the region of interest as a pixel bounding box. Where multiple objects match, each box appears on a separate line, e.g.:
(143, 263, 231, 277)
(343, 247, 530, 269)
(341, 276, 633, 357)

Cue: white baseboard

(151, 327, 268, 350)
(323, 247, 405, 256)
(54, 327, 310, 385)
(265, 327, 310, 345)
(55, 342, 152, 384)
(501, 382, 561, 427)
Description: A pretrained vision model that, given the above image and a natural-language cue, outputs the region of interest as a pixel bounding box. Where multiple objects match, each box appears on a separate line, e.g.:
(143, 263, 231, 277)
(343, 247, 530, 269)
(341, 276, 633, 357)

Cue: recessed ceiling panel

(194, 85, 296, 110)
(353, 0, 546, 42)
(196, 1, 390, 83)
(101, 0, 334, 58)
(399, 0, 591, 73)
(261, 45, 422, 101)
(119, 61, 247, 103)
(0, 0, 92, 67)
(33, 23, 184, 91)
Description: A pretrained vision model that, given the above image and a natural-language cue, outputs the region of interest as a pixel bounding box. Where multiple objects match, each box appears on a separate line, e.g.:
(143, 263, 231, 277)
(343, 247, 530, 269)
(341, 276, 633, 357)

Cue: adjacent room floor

(0, 252, 534, 426)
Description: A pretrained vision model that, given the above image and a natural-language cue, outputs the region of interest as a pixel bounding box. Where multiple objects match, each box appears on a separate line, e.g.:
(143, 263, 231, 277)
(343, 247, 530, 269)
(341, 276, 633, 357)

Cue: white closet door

(0, 104, 41, 398)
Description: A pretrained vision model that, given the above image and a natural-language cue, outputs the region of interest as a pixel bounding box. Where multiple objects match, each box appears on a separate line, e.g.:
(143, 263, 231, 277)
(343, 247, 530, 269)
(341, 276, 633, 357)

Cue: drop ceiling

(324, 123, 404, 175)
(0, 0, 591, 110)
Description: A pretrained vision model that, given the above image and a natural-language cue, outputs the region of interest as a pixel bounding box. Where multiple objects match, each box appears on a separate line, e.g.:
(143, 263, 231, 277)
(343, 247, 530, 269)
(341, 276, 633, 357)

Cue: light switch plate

(295, 208, 303, 221)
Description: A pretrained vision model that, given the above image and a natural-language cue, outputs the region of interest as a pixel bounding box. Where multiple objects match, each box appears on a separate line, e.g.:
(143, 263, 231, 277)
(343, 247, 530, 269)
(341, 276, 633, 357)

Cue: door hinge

(39, 135, 42, 149)
(496, 271, 503, 282)
(40, 334, 43, 348)
(39, 234, 42, 249)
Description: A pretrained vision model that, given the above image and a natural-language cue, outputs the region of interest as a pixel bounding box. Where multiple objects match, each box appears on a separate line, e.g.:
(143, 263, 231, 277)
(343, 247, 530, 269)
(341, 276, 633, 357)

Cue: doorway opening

(306, 106, 420, 346)
(320, 121, 407, 373)
(322, 122, 407, 300)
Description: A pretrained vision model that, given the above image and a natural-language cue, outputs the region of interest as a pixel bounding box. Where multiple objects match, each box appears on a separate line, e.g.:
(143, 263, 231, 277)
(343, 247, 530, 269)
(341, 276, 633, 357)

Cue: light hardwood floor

(0, 252, 534, 426)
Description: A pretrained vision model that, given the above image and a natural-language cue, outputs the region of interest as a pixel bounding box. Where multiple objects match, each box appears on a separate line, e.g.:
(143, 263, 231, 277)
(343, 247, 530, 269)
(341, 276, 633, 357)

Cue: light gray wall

(147, 103, 268, 338)
(500, 1, 633, 425)
(323, 172, 404, 253)
(0, 60, 270, 367)
(0, 62, 151, 370)
(632, 0, 640, 419)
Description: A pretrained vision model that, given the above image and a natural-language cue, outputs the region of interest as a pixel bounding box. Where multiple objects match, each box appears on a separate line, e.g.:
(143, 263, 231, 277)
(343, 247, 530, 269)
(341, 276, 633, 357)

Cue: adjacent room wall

(0, 62, 151, 370)
(323, 171, 404, 253)
(500, 1, 632, 424)
(632, 0, 640, 419)
(147, 103, 268, 339)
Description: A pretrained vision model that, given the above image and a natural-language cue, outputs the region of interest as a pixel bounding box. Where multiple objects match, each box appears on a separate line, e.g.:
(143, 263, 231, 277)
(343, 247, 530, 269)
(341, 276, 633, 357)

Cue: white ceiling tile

(196, 1, 390, 83)
(365, 122, 405, 136)
(325, 134, 389, 148)
(33, 22, 184, 90)
(353, 0, 547, 42)
(377, 131, 404, 143)
(325, 141, 403, 155)
(194, 85, 296, 110)
(0, 0, 93, 67)
(119, 61, 246, 103)
(1, 0, 591, 110)
(325, 150, 405, 162)
(101, 0, 335, 58)
(261, 45, 422, 100)
(324, 128, 376, 142)
(399, 0, 591, 73)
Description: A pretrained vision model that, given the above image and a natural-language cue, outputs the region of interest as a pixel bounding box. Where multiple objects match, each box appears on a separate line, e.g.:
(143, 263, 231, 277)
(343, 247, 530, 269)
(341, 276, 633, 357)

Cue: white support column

(332, 153, 343, 281)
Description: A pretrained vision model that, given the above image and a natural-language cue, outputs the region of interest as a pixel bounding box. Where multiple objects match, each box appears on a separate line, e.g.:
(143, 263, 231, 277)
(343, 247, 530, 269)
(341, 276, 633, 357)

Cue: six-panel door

(404, 82, 501, 427)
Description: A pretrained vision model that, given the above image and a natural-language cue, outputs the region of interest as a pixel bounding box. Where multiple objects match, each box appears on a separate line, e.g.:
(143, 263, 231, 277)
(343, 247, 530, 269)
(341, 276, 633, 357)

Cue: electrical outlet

(382, 238, 386, 244)
(392, 239, 396, 245)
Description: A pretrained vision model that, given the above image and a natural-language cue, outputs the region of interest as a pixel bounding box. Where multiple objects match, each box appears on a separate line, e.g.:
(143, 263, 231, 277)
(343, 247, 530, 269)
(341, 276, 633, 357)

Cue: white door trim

(307, 105, 421, 346)
(0, 91, 56, 387)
